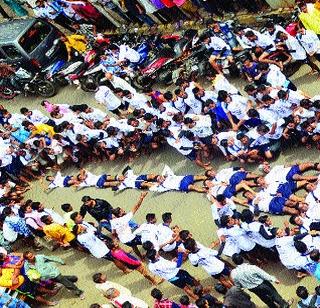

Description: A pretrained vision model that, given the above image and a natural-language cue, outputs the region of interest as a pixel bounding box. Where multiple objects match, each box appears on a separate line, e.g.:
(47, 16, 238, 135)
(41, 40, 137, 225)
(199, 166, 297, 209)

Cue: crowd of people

(0, 0, 271, 29)
(3, 0, 320, 306)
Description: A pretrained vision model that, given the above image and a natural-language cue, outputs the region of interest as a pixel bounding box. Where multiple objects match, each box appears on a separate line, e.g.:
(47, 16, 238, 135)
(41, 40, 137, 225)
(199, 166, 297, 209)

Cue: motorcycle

(0, 67, 56, 99)
(132, 33, 196, 90)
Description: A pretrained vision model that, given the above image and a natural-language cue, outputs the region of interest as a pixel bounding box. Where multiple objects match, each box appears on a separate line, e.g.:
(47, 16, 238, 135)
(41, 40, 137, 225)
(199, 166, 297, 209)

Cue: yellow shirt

(32, 123, 55, 137)
(43, 223, 75, 244)
(299, 11, 320, 34)
(64, 34, 87, 57)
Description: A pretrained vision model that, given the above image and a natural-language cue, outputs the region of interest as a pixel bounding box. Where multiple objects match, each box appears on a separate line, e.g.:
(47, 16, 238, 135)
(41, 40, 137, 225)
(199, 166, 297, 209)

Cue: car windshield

(19, 21, 51, 54)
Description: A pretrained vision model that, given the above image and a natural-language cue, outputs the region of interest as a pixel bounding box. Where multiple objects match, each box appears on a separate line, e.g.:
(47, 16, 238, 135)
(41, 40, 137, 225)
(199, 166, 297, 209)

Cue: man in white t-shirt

(95, 86, 123, 115)
(110, 192, 148, 258)
(133, 213, 160, 251)
(184, 238, 233, 289)
(260, 161, 319, 184)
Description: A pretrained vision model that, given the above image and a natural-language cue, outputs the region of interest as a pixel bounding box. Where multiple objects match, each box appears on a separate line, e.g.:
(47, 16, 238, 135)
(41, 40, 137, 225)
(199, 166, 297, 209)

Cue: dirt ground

(3, 64, 320, 307)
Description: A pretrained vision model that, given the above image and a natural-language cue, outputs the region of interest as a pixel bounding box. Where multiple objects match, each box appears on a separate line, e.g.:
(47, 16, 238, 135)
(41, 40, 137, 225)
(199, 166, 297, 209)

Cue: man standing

(110, 192, 148, 259)
(80, 195, 113, 232)
(24, 251, 85, 299)
(231, 254, 293, 308)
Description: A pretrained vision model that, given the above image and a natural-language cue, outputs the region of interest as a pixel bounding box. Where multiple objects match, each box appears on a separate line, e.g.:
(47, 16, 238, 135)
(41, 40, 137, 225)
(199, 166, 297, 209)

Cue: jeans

(54, 274, 83, 296)
(250, 281, 288, 308)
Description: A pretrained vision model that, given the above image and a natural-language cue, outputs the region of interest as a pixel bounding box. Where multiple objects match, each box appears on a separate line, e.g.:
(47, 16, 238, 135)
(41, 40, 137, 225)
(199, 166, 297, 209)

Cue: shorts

(179, 175, 194, 192)
(211, 49, 232, 57)
(229, 171, 247, 186)
(142, 135, 153, 144)
(211, 265, 230, 279)
(256, 144, 270, 154)
(269, 197, 286, 214)
(223, 185, 236, 199)
(286, 165, 300, 182)
(125, 235, 142, 247)
(168, 269, 195, 289)
(277, 181, 296, 199)
(96, 174, 107, 188)
(186, 149, 197, 161)
(135, 175, 148, 189)
(63, 176, 72, 187)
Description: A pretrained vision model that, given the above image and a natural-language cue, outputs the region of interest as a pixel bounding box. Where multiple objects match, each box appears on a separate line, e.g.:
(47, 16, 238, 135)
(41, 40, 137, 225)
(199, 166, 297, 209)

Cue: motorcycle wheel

(54, 76, 69, 87)
(132, 75, 153, 91)
(0, 86, 17, 100)
(80, 76, 99, 92)
(36, 81, 56, 97)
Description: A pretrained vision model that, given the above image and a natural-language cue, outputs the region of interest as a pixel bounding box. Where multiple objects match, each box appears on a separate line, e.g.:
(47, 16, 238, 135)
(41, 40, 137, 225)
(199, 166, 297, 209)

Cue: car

(0, 18, 67, 71)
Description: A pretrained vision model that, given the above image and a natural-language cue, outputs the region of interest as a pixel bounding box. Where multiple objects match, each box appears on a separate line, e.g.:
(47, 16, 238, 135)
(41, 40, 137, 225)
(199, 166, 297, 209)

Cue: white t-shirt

(188, 246, 225, 275)
(148, 257, 179, 280)
(133, 223, 160, 250)
(110, 212, 135, 243)
(77, 229, 110, 258)
(264, 165, 291, 184)
(78, 171, 100, 188)
(95, 86, 122, 111)
(156, 223, 176, 252)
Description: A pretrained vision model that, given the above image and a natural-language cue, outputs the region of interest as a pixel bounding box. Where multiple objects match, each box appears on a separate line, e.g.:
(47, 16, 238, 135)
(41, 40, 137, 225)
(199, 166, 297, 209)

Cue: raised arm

(131, 192, 148, 215)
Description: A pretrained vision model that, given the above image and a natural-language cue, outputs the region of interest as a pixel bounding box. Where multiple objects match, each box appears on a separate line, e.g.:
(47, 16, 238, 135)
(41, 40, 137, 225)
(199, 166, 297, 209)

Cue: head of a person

(70, 212, 83, 224)
(195, 298, 209, 308)
(105, 288, 120, 299)
(179, 295, 191, 306)
(257, 62, 270, 74)
(259, 161, 271, 173)
(245, 30, 257, 42)
(151, 288, 163, 300)
(232, 253, 244, 265)
(92, 272, 107, 284)
(310, 249, 320, 262)
(183, 238, 198, 253)
(299, 3, 308, 13)
(146, 213, 156, 224)
(90, 304, 102, 308)
(179, 229, 192, 242)
(112, 207, 125, 218)
(23, 251, 35, 262)
(265, 21, 275, 34)
(162, 212, 172, 224)
(241, 209, 254, 223)
(216, 194, 226, 205)
(20, 107, 30, 116)
(258, 215, 272, 226)
(294, 240, 308, 254)
(146, 249, 159, 262)
(296, 286, 309, 299)
(276, 31, 288, 42)
(142, 241, 154, 251)
(255, 176, 266, 187)
(61, 203, 73, 213)
(81, 196, 95, 207)
(40, 215, 53, 225)
(220, 215, 234, 228)
(217, 90, 230, 103)
(289, 214, 303, 226)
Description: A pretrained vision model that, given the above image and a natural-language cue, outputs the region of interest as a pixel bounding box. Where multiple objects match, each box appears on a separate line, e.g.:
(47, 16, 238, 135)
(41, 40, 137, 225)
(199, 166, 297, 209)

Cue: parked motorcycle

(0, 67, 56, 99)
(132, 33, 196, 90)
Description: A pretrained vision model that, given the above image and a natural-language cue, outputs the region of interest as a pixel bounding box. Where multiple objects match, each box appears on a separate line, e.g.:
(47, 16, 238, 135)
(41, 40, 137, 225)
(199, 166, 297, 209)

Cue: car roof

(0, 18, 36, 44)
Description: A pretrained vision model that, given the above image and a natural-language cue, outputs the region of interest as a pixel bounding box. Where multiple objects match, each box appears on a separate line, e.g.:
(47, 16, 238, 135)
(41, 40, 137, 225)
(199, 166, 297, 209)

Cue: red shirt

(160, 0, 176, 8)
